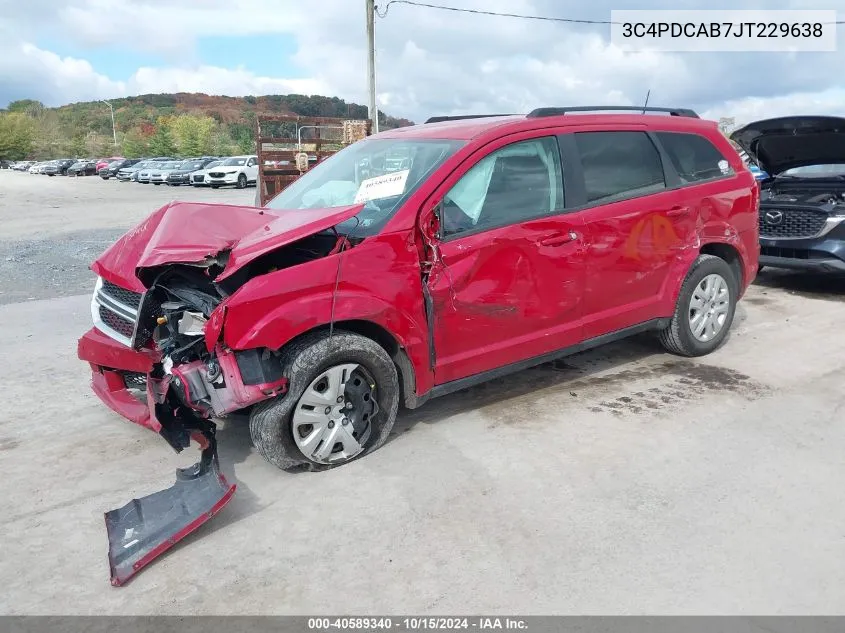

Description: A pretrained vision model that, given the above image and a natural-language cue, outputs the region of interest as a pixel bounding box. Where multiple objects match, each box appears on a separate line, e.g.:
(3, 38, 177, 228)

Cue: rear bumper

(78, 327, 162, 431)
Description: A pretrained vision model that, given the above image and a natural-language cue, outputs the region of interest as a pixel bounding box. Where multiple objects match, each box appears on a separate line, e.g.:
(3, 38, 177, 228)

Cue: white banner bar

(610, 10, 838, 52)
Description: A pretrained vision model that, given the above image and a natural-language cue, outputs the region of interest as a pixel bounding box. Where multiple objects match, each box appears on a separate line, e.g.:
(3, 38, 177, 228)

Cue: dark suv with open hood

(731, 116, 845, 273)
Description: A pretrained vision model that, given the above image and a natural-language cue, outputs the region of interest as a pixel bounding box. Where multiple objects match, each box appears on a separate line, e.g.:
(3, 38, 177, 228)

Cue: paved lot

(1, 170, 844, 615)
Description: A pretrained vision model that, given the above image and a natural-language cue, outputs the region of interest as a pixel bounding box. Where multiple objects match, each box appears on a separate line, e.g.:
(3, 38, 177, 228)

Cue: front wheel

(658, 254, 738, 357)
(236, 173, 247, 189)
(249, 331, 400, 471)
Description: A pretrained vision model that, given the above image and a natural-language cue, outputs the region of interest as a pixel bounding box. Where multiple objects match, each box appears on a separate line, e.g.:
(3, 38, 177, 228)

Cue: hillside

(0, 93, 415, 161)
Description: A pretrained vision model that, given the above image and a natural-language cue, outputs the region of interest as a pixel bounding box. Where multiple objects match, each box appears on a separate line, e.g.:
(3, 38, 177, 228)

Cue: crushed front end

(78, 266, 288, 586)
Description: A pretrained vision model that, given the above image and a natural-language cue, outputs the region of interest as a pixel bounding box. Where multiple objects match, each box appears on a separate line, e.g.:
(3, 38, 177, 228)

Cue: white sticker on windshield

(354, 169, 410, 203)
(718, 159, 730, 174)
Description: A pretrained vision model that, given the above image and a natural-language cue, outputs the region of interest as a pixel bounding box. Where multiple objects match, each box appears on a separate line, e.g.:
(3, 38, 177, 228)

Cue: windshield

(204, 161, 222, 169)
(223, 157, 249, 166)
(780, 164, 845, 178)
(180, 160, 205, 170)
(161, 161, 181, 169)
(266, 138, 465, 236)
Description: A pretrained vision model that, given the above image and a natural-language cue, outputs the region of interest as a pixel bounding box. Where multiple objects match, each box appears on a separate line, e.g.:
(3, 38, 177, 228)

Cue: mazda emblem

(764, 210, 784, 225)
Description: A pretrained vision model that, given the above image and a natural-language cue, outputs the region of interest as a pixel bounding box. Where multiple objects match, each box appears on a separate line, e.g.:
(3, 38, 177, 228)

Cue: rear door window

(655, 131, 733, 183)
(573, 131, 666, 204)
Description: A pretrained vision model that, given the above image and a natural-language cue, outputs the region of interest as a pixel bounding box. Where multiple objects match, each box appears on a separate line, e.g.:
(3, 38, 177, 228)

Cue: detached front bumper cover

(79, 328, 240, 586)
(105, 420, 236, 587)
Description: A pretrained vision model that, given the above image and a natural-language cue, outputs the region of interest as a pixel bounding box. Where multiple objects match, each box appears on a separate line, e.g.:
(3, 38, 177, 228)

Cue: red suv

(79, 104, 760, 469)
(79, 106, 759, 582)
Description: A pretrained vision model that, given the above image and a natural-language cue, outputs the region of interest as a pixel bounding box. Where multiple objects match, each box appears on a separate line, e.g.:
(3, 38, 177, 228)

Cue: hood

(730, 116, 845, 175)
(91, 201, 364, 291)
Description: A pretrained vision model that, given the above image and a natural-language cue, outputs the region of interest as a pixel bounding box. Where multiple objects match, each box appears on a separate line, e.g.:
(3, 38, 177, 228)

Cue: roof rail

(526, 106, 700, 119)
(425, 114, 518, 124)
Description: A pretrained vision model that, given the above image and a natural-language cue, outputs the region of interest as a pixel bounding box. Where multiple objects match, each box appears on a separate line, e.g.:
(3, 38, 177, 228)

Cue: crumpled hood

(91, 201, 363, 291)
(730, 115, 845, 175)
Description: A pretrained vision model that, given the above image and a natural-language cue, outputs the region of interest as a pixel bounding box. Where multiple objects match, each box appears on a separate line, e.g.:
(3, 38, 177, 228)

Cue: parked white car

(148, 161, 183, 185)
(205, 155, 258, 189)
(189, 159, 223, 187)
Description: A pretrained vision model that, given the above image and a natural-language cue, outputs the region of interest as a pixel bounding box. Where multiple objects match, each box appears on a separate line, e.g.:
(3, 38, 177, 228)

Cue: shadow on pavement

(389, 333, 668, 438)
(753, 268, 845, 302)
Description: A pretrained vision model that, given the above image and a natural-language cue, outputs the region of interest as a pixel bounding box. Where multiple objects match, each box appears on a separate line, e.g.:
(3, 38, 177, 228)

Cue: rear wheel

(249, 331, 400, 471)
(658, 254, 737, 357)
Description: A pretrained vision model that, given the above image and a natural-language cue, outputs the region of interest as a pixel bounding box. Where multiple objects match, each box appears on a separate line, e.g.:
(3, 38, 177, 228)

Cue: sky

(1, 0, 844, 126)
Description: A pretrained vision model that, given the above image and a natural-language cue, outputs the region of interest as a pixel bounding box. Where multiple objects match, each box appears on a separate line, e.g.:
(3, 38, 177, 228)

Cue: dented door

(563, 130, 692, 337)
(425, 136, 587, 385)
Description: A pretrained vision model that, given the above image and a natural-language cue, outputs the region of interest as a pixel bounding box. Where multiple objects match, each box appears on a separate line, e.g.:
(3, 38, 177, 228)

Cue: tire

(153, 182, 160, 185)
(236, 173, 247, 189)
(658, 254, 738, 357)
(757, 265, 764, 274)
(249, 330, 400, 472)
(211, 185, 219, 189)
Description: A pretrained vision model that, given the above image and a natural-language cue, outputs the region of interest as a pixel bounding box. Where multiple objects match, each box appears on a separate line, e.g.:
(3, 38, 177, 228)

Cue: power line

(374, 1, 618, 24)
(375, 1, 845, 24)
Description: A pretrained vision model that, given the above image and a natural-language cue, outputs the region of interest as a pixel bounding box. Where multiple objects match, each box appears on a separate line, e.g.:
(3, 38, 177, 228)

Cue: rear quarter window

(655, 131, 733, 184)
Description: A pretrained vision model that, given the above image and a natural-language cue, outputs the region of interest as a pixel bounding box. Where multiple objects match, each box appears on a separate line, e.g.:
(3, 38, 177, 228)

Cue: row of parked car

(7, 155, 261, 189)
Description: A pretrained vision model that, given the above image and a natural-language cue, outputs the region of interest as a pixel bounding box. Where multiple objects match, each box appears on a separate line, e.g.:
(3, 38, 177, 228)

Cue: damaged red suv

(78, 106, 759, 584)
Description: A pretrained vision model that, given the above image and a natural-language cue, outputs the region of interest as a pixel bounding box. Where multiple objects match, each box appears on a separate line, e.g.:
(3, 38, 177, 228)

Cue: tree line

(0, 93, 414, 161)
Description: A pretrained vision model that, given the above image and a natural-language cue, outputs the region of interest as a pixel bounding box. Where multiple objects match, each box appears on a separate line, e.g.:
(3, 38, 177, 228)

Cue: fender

(658, 225, 750, 313)
(223, 290, 432, 396)
(213, 233, 435, 396)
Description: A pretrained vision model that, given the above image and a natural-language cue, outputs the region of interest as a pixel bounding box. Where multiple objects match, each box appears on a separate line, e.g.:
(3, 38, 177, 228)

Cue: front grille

(92, 278, 143, 346)
(122, 371, 147, 387)
(133, 293, 162, 349)
(759, 208, 827, 239)
(101, 279, 142, 309)
(99, 305, 135, 338)
(193, 174, 204, 182)
(208, 172, 225, 178)
(761, 246, 828, 260)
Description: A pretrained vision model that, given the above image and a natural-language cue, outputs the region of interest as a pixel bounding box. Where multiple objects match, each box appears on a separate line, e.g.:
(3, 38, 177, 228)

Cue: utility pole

(100, 100, 117, 148)
(366, 0, 379, 134)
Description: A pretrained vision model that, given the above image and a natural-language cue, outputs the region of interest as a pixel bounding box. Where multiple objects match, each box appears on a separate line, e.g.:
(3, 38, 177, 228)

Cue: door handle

(666, 205, 691, 217)
(538, 230, 578, 247)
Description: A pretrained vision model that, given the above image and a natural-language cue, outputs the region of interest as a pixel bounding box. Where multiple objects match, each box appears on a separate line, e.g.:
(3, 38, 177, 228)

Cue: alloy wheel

(688, 273, 731, 342)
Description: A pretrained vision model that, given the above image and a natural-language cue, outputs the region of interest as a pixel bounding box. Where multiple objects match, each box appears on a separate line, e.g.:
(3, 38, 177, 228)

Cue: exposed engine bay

(137, 231, 345, 442)
(760, 185, 845, 210)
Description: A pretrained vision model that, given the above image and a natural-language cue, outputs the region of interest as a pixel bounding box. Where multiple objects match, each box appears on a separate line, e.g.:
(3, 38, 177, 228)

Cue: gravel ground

(0, 171, 252, 304)
(1, 169, 845, 615)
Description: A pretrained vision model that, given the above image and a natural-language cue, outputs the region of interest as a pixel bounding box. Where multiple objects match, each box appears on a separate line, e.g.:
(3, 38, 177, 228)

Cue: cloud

(702, 88, 845, 126)
(127, 67, 330, 100)
(1, 0, 845, 124)
(0, 41, 125, 106)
